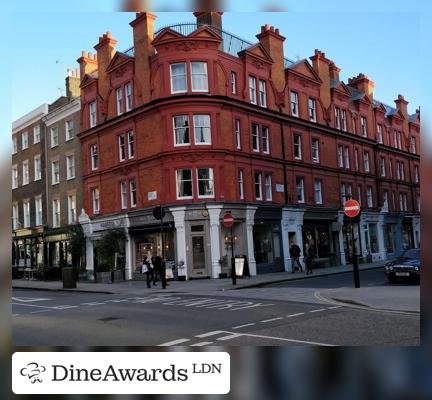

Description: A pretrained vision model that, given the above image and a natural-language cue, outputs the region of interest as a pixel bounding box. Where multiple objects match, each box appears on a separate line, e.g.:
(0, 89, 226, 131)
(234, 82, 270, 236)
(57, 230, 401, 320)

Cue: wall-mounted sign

(275, 184, 285, 193)
(148, 191, 157, 201)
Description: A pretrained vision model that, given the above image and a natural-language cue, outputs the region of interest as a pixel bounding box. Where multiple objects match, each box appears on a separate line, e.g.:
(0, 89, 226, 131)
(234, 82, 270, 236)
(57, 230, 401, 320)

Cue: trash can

(62, 267, 77, 289)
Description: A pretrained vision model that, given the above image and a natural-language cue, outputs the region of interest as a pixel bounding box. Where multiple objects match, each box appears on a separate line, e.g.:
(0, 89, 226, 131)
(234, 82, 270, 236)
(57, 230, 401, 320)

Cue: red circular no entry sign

(344, 199, 361, 217)
(223, 213, 234, 228)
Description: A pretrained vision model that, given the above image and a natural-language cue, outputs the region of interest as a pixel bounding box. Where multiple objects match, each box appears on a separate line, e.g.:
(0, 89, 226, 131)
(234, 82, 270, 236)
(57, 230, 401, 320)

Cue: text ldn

(192, 363, 222, 374)
(52, 364, 188, 382)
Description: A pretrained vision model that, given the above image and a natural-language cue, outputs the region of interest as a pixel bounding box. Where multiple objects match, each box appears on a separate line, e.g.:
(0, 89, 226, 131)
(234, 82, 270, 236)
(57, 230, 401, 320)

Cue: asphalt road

(12, 270, 420, 346)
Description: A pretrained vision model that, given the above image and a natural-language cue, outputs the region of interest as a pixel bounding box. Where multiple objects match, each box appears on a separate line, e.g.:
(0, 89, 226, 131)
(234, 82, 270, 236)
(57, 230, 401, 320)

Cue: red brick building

(78, 12, 420, 280)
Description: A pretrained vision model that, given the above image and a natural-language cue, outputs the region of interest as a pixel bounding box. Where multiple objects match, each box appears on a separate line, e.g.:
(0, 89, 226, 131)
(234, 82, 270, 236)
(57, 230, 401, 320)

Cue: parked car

(384, 248, 420, 283)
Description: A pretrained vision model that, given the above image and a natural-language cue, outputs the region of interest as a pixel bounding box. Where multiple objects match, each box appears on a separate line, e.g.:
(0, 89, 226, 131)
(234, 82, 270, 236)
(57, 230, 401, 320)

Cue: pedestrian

(289, 242, 303, 273)
(305, 243, 315, 275)
(143, 251, 154, 288)
(154, 255, 167, 289)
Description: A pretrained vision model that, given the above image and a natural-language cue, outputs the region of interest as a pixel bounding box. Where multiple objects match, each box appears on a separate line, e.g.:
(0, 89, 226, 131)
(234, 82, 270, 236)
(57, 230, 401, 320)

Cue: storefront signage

(94, 219, 127, 231)
(344, 199, 361, 218)
(148, 191, 157, 200)
(222, 213, 234, 228)
(275, 184, 285, 193)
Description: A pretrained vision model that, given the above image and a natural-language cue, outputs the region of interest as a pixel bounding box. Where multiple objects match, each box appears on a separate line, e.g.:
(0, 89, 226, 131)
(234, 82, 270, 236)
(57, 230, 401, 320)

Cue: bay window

(173, 115, 190, 145)
(170, 63, 187, 93)
(176, 169, 193, 199)
(197, 168, 214, 198)
(191, 62, 208, 92)
(193, 114, 211, 144)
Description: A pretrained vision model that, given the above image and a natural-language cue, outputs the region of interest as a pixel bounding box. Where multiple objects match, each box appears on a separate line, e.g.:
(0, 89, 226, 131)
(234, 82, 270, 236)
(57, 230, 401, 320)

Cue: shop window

(303, 223, 332, 259)
(368, 223, 379, 254)
(384, 224, 395, 254)
(253, 223, 281, 264)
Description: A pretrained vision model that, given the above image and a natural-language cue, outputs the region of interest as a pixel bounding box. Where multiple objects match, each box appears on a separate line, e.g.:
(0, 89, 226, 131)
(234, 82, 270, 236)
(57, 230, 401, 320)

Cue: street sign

(222, 213, 234, 228)
(343, 199, 361, 218)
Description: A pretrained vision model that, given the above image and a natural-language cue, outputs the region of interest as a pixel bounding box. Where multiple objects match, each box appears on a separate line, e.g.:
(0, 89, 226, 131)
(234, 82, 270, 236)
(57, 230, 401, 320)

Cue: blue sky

(3, 1, 429, 154)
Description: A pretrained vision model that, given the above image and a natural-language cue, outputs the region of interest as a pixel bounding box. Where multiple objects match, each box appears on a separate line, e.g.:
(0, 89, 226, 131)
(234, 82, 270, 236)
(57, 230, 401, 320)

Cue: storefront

(358, 211, 386, 262)
(252, 207, 283, 274)
(302, 209, 341, 268)
(342, 215, 362, 263)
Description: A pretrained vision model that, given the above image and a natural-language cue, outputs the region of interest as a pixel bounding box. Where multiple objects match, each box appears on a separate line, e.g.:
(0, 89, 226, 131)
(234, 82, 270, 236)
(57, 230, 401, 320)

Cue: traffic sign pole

(344, 200, 361, 289)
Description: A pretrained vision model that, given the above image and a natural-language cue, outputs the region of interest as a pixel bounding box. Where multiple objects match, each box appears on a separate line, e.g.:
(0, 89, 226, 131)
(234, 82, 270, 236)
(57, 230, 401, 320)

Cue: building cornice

(12, 104, 49, 134)
(43, 97, 81, 126)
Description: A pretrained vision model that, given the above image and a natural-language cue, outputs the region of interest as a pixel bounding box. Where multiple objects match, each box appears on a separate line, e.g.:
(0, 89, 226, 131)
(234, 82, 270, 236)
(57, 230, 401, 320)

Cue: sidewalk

(12, 261, 385, 296)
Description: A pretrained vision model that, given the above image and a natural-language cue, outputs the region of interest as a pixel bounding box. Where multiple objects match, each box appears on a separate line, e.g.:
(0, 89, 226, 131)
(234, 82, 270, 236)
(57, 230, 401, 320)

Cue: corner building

(78, 12, 420, 280)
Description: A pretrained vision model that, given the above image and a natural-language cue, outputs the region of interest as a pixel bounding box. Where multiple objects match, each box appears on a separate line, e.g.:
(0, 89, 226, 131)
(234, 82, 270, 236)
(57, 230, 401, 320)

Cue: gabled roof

(187, 25, 222, 41)
(347, 85, 372, 104)
(153, 25, 222, 47)
(106, 51, 134, 73)
(238, 42, 273, 63)
(80, 72, 98, 89)
(152, 27, 185, 45)
(286, 58, 321, 83)
(331, 80, 352, 97)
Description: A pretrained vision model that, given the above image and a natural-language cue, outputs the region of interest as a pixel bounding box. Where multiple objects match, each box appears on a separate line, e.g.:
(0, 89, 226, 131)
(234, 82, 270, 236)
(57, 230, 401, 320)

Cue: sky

(3, 0, 430, 154)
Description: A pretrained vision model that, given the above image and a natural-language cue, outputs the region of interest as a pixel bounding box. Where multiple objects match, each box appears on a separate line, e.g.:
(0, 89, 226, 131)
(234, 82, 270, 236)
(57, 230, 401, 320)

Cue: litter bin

(62, 267, 77, 289)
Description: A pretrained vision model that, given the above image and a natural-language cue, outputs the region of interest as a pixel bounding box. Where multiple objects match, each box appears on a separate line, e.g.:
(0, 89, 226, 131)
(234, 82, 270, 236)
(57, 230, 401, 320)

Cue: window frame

(89, 101, 97, 128)
(293, 134, 302, 160)
(90, 144, 98, 171)
(344, 146, 350, 169)
(22, 160, 29, 185)
(249, 76, 257, 105)
(118, 134, 126, 162)
(128, 130, 135, 159)
(66, 154, 75, 180)
(92, 188, 100, 214)
(176, 168, 193, 200)
(34, 155, 42, 181)
(116, 87, 123, 116)
(314, 179, 323, 205)
(67, 194, 77, 224)
(33, 126, 41, 144)
(35, 195, 43, 226)
(12, 164, 18, 189)
(252, 123, 260, 152)
(190, 61, 209, 92)
(125, 82, 133, 112)
(231, 71, 237, 94)
(290, 91, 299, 117)
(50, 127, 58, 148)
(130, 179, 137, 208)
(65, 119, 74, 141)
(197, 167, 215, 199)
(52, 198, 60, 228)
(238, 169, 244, 200)
(258, 79, 267, 107)
(23, 200, 31, 228)
(170, 62, 188, 94)
(193, 114, 212, 145)
(262, 126, 270, 154)
(311, 137, 320, 163)
(296, 177, 305, 204)
(254, 172, 263, 201)
(173, 115, 191, 147)
(264, 174, 272, 201)
(120, 181, 128, 209)
(308, 98, 316, 122)
(364, 151, 370, 173)
(360, 116, 367, 137)
(337, 145, 344, 168)
(22, 131, 29, 150)
(51, 160, 60, 185)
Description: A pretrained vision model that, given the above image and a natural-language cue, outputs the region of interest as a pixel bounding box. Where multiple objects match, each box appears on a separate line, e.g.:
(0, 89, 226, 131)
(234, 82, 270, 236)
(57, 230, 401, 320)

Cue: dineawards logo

(12, 352, 230, 395)
(20, 362, 47, 384)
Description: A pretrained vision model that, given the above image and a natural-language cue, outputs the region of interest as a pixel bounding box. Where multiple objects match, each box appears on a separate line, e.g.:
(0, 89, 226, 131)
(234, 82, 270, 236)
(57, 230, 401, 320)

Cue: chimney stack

(348, 73, 374, 101)
(395, 94, 409, 134)
(329, 62, 340, 82)
(94, 31, 117, 102)
(193, 12, 223, 30)
(77, 51, 98, 81)
(256, 24, 286, 94)
(130, 12, 157, 105)
(310, 49, 332, 109)
(65, 68, 81, 99)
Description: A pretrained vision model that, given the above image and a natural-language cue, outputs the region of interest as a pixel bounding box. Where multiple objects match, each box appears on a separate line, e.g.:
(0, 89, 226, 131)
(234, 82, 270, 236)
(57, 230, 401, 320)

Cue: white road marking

(232, 323, 256, 329)
(230, 303, 274, 311)
(195, 331, 225, 338)
(328, 306, 343, 309)
(80, 302, 106, 306)
(310, 309, 326, 313)
(12, 314, 20, 317)
(216, 333, 241, 341)
(158, 338, 190, 346)
(190, 342, 214, 347)
(105, 299, 130, 303)
(30, 309, 52, 314)
(55, 305, 78, 309)
(12, 303, 56, 309)
(286, 312, 305, 318)
(231, 332, 334, 346)
(260, 317, 283, 323)
(12, 297, 51, 302)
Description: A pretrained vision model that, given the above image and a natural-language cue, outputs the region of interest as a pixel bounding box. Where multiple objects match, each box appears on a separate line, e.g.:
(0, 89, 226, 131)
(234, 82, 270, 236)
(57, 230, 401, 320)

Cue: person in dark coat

(304, 243, 315, 275)
(152, 255, 167, 289)
(289, 243, 303, 273)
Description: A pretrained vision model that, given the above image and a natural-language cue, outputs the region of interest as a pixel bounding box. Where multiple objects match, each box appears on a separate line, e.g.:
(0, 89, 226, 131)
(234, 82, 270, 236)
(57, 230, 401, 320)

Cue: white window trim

(231, 71, 237, 94)
(67, 195, 76, 224)
(344, 147, 350, 169)
(120, 181, 128, 209)
(66, 154, 75, 180)
(130, 180, 137, 208)
(12, 136, 17, 154)
(190, 62, 208, 93)
(255, 173, 263, 200)
(296, 178, 305, 204)
(65, 120, 74, 141)
(309, 98, 316, 122)
(173, 115, 190, 147)
(12, 203, 19, 230)
(176, 169, 193, 200)
(249, 76, 257, 105)
(294, 134, 302, 160)
(338, 145, 344, 168)
(23, 200, 31, 228)
(125, 82, 133, 112)
(262, 126, 270, 154)
(34, 155, 41, 181)
(90, 145, 98, 171)
(33, 126, 41, 144)
(311, 138, 320, 163)
(252, 124, 260, 152)
(12, 164, 18, 189)
(197, 168, 215, 199)
(265, 174, 272, 201)
(361, 116, 367, 137)
(290, 91, 299, 117)
(259, 79, 267, 107)
(127, 131, 135, 159)
(92, 188, 100, 214)
(118, 134, 126, 162)
(341, 110, 347, 131)
(50, 127, 58, 148)
(314, 179, 323, 204)
(22, 160, 29, 186)
(22, 131, 29, 150)
(170, 63, 188, 94)
(89, 101, 97, 128)
(52, 199, 60, 228)
(193, 114, 212, 145)
(51, 160, 60, 185)
(116, 87, 123, 116)
(238, 170, 244, 200)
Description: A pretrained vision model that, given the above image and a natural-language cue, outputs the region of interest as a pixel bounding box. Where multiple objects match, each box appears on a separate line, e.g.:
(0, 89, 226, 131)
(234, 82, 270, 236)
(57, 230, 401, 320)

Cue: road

(12, 269, 420, 346)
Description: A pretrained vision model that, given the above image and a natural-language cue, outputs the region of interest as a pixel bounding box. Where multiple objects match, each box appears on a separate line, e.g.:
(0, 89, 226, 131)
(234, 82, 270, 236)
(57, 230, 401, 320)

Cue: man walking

(289, 242, 303, 273)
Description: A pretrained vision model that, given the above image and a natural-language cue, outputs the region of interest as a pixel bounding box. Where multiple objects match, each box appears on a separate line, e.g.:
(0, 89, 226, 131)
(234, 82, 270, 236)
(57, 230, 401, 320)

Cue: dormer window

(259, 80, 267, 107)
(191, 62, 208, 92)
(89, 101, 97, 128)
(249, 76, 257, 104)
(170, 63, 187, 93)
(308, 98, 316, 122)
(116, 87, 123, 115)
(290, 91, 299, 117)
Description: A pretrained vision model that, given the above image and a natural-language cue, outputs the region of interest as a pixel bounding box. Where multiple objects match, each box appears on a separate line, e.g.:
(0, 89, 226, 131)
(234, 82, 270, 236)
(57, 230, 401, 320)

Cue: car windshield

(401, 249, 420, 260)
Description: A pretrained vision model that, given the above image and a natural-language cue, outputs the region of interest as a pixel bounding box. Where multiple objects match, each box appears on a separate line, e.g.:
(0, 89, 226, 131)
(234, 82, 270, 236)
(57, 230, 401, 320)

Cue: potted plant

(94, 229, 126, 283)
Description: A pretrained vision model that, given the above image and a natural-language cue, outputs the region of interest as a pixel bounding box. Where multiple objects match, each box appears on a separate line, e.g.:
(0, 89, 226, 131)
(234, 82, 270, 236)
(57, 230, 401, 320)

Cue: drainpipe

(278, 107, 289, 205)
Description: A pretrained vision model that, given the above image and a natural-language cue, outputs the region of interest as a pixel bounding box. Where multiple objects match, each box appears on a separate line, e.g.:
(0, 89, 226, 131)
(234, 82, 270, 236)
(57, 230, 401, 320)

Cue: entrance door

(191, 235, 207, 278)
